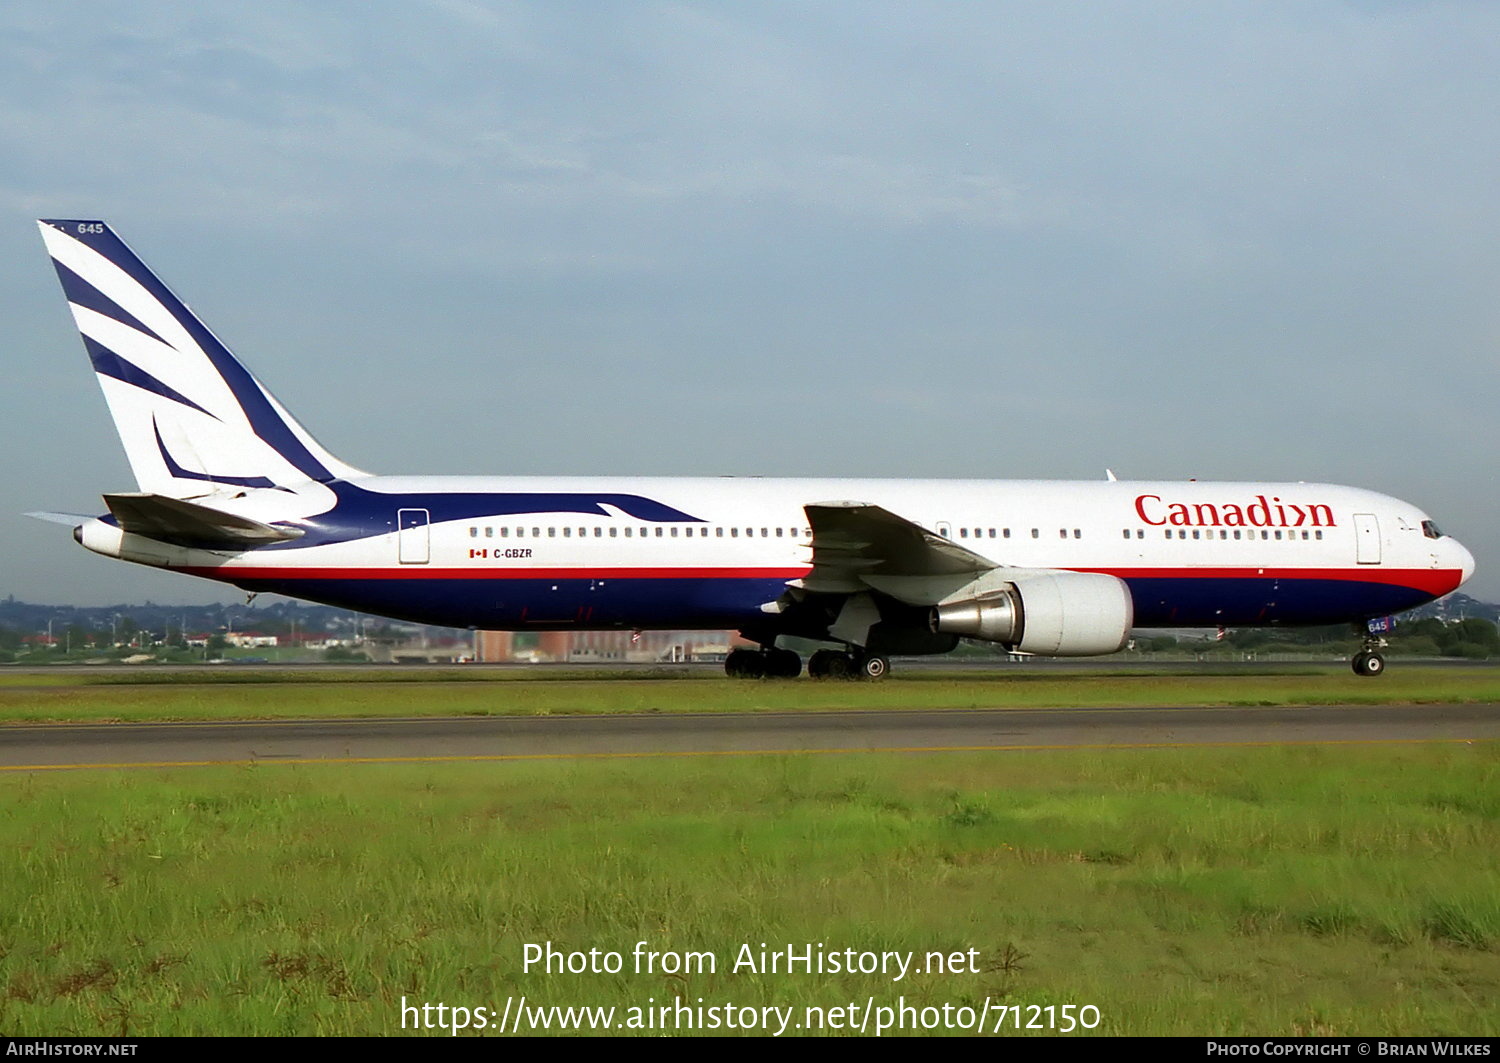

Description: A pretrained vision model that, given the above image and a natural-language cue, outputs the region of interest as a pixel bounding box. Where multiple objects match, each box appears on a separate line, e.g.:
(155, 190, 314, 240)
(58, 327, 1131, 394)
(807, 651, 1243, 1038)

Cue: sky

(1, 1, 1496, 606)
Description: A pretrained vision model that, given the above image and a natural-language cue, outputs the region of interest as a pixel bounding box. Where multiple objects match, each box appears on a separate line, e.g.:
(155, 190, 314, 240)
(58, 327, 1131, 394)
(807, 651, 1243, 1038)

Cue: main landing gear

(724, 647, 801, 679)
(724, 647, 891, 680)
(808, 649, 889, 680)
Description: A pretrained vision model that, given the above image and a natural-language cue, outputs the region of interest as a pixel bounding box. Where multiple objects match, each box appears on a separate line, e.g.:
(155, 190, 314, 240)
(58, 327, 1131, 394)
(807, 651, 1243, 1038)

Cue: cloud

(1, 1, 1497, 602)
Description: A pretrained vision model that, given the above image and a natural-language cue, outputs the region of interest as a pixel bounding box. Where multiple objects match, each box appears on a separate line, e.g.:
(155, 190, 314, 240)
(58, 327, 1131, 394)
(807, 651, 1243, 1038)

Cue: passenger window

(716, 527, 724, 537)
(485, 527, 493, 538)
(549, 527, 557, 538)
(501, 527, 509, 538)
(609, 527, 617, 538)
(563, 527, 571, 537)
(670, 527, 678, 537)
(731, 528, 739, 538)
(1031, 529, 1039, 539)
(1073, 529, 1081, 539)
(469, 527, 478, 538)
(656, 527, 664, 537)
(625, 528, 632, 537)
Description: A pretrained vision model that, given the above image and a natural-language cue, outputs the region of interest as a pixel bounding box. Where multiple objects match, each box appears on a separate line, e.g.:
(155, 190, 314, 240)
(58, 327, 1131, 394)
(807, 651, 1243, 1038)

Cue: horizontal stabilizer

(103, 492, 304, 548)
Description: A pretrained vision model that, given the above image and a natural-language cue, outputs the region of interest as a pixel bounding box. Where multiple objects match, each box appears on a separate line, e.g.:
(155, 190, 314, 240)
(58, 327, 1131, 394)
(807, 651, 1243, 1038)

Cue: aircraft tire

(809, 649, 855, 680)
(725, 648, 758, 678)
(857, 654, 890, 680)
(765, 648, 802, 678)
(1351, 651, 1385, 678)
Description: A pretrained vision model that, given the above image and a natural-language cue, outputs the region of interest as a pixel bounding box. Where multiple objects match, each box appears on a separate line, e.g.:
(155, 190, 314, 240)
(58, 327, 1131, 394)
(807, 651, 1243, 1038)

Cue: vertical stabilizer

(37, 220, 365, 496)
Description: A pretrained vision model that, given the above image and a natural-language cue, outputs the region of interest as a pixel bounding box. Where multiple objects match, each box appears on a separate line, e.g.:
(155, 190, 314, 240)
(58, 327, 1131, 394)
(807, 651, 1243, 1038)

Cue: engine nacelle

(932, 571, 1133, 657)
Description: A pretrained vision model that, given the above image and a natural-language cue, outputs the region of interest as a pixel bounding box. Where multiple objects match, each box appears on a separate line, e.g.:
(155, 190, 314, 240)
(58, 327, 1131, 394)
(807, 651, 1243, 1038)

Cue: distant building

(472, 629, 741, 663)
(226, 633, 279, 648)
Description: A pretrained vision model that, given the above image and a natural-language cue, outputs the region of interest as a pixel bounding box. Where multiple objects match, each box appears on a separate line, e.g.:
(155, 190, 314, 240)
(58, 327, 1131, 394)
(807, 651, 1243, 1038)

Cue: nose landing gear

(1351, 628, 1388, 678)
(1351, 649, 1386, 677)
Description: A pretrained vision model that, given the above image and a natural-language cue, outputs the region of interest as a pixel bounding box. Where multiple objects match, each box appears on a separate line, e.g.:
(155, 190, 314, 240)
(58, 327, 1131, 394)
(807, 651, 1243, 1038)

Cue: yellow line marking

(0, 737, 1490, 772)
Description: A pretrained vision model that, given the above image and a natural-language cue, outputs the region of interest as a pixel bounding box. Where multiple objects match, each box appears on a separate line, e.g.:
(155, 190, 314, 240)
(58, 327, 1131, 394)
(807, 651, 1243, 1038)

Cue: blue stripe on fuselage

(1123, 576, 1436, 626)
(216, 574, 787, 630)
(196, 570, 1438, 635)
(270, 481, 707, 550)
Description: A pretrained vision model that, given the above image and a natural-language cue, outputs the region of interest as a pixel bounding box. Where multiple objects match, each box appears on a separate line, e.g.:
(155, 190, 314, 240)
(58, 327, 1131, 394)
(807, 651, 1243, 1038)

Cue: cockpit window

(1421, 520, 1444, 540)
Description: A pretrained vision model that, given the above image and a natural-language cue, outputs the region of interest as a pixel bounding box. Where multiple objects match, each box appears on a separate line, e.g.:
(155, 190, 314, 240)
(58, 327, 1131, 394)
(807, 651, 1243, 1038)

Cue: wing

(775, 501, 1132, 657)
(795, 501, 997, 604)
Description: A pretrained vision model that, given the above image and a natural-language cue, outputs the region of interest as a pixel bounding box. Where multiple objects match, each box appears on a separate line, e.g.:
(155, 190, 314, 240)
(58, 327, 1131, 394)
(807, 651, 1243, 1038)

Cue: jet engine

(931, 571, 1133, 656)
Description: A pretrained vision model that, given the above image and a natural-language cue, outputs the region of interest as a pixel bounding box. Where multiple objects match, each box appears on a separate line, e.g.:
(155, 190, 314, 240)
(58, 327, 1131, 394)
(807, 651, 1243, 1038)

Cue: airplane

(28, 219, 1476, 679)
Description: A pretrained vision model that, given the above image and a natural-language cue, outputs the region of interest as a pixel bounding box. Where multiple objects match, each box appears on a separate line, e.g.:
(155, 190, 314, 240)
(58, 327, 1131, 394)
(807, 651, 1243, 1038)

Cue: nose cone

(1454, 539, 1476, 587)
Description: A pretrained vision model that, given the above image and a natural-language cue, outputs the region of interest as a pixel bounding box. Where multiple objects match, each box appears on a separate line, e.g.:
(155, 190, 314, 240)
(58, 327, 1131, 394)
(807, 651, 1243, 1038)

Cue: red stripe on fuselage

(1072, 566, 1464, 597)
(175, 565, 811, 581)
(172, 564, 1464, 597)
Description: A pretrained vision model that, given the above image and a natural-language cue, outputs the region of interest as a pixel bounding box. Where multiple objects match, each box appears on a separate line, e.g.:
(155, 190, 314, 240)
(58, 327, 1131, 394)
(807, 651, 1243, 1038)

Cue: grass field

(2, 740, 1497, 1036)
(0, 664, 1496, 723)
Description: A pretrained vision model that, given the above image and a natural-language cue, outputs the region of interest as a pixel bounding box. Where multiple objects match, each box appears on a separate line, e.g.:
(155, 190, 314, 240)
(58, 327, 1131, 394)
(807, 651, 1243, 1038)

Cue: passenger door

(1353, 513, 1381, 565)
(398, 508, 430, 564)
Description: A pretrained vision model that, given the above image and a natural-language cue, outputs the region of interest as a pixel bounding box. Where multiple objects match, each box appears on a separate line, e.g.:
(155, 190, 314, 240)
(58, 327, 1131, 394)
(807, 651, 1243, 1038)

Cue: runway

(2, 702, 1496, 770)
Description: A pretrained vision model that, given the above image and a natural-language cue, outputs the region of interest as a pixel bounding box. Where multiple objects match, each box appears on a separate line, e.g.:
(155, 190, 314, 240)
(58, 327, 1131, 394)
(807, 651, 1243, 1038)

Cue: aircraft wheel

(809, 649, 856, 680)
(1351, 651, 1385, 678)
(856, 654, 890, 680)
(725, 648, 758, 678)
(765, 648, 802, 678)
